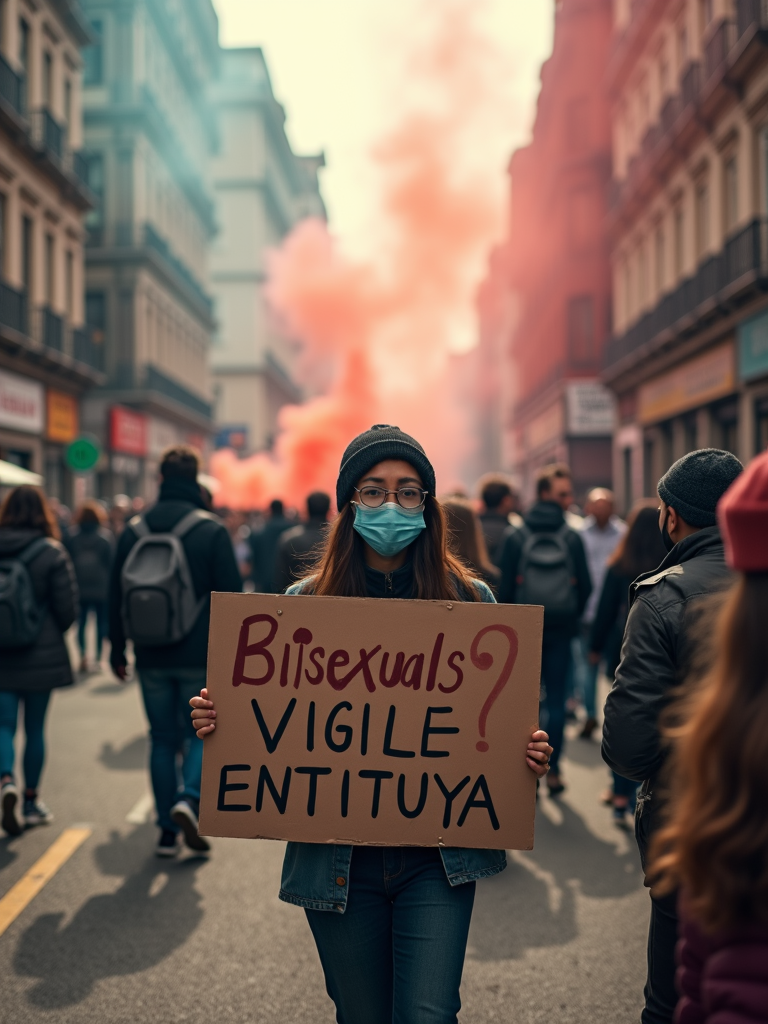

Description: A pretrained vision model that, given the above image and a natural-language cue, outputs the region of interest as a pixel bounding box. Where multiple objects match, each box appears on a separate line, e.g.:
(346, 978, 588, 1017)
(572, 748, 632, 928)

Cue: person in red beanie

(648, 449, 768, 1024)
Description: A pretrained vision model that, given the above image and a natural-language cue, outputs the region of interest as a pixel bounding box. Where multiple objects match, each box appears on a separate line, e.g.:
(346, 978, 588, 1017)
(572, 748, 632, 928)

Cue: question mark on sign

(470, 624, 519, 752)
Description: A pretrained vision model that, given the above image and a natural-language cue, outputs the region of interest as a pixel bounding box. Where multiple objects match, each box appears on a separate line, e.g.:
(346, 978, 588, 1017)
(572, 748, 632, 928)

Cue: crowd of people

(0, 426, 766, 1024)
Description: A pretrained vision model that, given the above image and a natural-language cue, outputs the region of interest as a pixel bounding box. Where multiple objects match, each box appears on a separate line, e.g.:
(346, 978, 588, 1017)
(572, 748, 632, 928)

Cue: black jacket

(0, 529, 79, 691)
(589, 567, 634, 680)
(275, 519, 328, 593)
(109, 478, 242, 671)
(65, 523, 114, 603)
(497, 501, 591, 635)
(601, 526, 732, 867)
(479, 512, 509, 566)
(250, 514, 295, 593)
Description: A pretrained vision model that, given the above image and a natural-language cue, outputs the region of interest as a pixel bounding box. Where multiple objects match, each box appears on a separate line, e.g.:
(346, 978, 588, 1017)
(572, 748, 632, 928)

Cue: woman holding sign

(191, 425, 552, 1024)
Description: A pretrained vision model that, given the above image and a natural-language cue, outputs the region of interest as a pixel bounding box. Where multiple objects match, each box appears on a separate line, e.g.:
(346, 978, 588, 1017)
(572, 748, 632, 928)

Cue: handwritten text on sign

(199, 593, 543, 849)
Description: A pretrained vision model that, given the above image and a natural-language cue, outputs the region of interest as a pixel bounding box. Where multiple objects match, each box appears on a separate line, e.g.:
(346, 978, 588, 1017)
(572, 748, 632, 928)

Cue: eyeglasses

(354, 486, 428, 509)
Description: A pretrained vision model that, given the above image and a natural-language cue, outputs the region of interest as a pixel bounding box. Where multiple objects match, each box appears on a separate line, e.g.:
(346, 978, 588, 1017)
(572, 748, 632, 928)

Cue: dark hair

(0, 485, 60, 539)
(270, 499, 284, 517)
(307, 492, 331, 520)
(536, 463, 571, 499)
(479, 473, 515, 511)
(649, 574, 768, 930)
(76, 499, 107, 528)
(608, 500, 667, 578)
(442, 497, 497, 577)
(159, 446, 199, 481)
(303, 496, 483, 601)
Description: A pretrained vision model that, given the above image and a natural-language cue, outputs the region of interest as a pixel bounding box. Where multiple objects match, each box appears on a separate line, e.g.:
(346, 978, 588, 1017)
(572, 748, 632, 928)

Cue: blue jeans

(306, 846, 475, 1024)
(576, 626, 599, 720)
(539, 634, 572, 775)
(0, 690, 52, 790)
(77, 600, 109, 658)
(613, 771, 639, 810)
(138, 668, 206, 833)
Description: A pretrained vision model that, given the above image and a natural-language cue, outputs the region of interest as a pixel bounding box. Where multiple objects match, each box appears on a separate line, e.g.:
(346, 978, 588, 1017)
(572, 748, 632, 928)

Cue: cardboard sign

(199, 593, 544, 850)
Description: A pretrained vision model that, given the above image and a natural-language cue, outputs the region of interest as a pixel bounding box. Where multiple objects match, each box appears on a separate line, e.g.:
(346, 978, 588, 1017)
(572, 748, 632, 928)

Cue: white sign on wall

(148, 417, 181, 459)
(0, 369, 44, 434)
(566, 381, 616, 436)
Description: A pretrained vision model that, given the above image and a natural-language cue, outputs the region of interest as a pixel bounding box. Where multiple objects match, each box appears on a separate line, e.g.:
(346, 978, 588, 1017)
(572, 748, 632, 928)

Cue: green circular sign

(66, 436, 101, 472)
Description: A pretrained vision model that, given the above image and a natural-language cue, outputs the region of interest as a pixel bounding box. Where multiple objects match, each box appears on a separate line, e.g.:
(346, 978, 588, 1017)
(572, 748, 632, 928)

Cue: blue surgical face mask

(352, 502, 426, 558)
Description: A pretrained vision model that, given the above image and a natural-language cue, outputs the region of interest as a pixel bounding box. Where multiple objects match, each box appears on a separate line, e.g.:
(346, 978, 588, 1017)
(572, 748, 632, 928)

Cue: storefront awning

(0, 460, 44, 486)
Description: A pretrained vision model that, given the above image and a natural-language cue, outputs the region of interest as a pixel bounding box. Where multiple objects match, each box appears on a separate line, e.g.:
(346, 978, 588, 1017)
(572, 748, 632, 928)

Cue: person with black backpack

(0, 486, 79, 836)
(497, 464, 591, 795)
(65, 500, 115, 674)
(109, 446, 242, 857)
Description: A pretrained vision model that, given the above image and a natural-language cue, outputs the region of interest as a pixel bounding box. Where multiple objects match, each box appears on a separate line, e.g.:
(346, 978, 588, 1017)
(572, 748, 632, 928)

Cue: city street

(0, 664, 648, 1024)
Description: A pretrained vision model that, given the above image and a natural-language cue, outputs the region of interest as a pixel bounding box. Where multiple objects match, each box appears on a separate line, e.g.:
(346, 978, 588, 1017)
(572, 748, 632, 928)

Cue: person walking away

(249, 498, 294, 593)
(443, 496, 501, 593)
(109, 446, 242, 857)
(477, 474, 522, 565)
(589, 502, 666, 827)
(65, 500, 114, 674)
(497, 463, 591, 796)
(275, 491, 331, 592)
(648, 450, 768, 1024)
(108, 494, 131, 538)
(0, 486, 79, 835)
(576, 489, 626, 738)
(190, 424, 553, 1024)
(602, 448, 743, 1024)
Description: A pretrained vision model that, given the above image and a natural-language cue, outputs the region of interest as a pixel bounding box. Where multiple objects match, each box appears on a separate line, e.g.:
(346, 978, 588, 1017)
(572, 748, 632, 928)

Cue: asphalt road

(1, 659, 649, 1024)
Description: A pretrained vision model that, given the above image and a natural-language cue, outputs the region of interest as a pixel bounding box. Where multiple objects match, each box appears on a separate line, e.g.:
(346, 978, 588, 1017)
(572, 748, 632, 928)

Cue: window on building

(65, 251, 73, 319)
(83, 21, 103, 86)
(18, 17, 28, 110)
(43, 51, 52, 108)
(638, 239, 649, 307)
(695, 180, 710, 260)
(21, 215, 32, 295)
(643, 437, 655, 496)
(567, 295, 595, 365)
(661, 422, 674, 473)
(85, 153, 104, 245)
(724, 156, 738, 235)
(655, 224, 665, 295)
(674, 203, 685, 277)
(623, 258, 633, 321)
(85, 290, 106, 343)
(623, 447, 633, 513)
(64, 78, 72, 126)
(713, 400, 739, 456)
(0, 193, 5, 278)
(45, 233, 54, 306)
(684, 415, 698, 453)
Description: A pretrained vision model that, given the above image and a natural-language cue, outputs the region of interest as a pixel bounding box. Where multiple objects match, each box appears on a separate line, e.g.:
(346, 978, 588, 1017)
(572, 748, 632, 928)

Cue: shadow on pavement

(562, 733, 606, 768)
(99, 735, 148, 771)
(13, 825, 204, 1008)
(0, 835, 20, 873)
(468, 798, 641, 961)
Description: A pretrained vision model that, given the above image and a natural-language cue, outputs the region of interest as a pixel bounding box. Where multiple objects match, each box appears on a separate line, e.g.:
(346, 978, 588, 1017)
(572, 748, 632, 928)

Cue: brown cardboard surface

(199, 593, 543, 850)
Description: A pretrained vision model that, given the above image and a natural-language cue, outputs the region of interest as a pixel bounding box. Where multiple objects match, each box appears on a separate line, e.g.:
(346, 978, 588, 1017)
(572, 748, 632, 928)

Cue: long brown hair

(0, 485, 60, 539)
(608, 499, 666, 578)
(649, 574, 768, 930)
(304, 496, 483, 601)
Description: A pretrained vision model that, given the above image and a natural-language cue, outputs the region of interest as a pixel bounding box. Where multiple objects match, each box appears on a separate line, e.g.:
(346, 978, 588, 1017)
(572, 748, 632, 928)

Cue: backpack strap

(129, 515, 150, 538)
(17, 537, 53, 565)
(171, 509, 218, 539)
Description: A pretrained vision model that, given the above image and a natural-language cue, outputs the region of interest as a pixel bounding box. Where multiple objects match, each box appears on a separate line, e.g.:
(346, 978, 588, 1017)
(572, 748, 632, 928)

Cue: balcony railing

(0, 281, 26, 334)
(144, 364, 212, 420)
(30, 108, 64, 160)
(0, 54, 23, 116)
(605, 217, 768, 370)
(736, 0, 768, 37)
(142, 223, 213, 315)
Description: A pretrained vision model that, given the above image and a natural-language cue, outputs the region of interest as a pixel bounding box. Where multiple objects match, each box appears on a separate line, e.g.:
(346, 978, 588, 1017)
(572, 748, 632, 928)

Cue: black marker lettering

(307, 701, 316, 752)
(360, 702, 370, 755)
(397, 772, 428, 818)
(256, 765, 292, 814)
(358, 769, 394, 818)
(457, 774, 500, 831)
(324, 701, 354, 752)
(251, 697, 297, 754)
(434, 773, 471, 828)
(383, 705, 415, 757)
(341, 769, 350, 818)
(295, 766, 332, 816)
(217, 764, 251, 811)
(421, 706, 459, 758)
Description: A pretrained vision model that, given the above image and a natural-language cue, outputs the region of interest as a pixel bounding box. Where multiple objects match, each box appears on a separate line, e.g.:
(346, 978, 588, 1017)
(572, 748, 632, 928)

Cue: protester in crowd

(275, 491, 331, 592)
(477, 473, 521, 565)
(190, 424, 552, 1024)
(589, 501, 666, 826)
(65, 500, 115, 674)
(249, 498, 294, 593)
(648, 450, 768, 1024)
(576, 488, 626, 739)
(108, 494, 131, 537)
(0, 486, 79, 835)
(443, 495, 501, 592)
(498, 463, 591, 795)
(223, 509, 252, 583)
(109, 446, 242, 858)
(602, 448, 743, 1024)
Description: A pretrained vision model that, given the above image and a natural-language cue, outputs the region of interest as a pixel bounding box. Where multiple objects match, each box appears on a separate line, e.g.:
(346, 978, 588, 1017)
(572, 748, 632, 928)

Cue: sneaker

(171, 800, 211, 853)
(579, 717, 598, 740)
(156, 829, 180, 858)
(546, 774, 566, 797)
(23, 797, 53, 827)
(1, 781, 22, 836)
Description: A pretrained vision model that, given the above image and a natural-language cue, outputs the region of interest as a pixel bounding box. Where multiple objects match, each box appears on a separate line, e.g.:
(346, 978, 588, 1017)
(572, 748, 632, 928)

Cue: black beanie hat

(336, 425, 436, 509)
(658, 448, 743, 527)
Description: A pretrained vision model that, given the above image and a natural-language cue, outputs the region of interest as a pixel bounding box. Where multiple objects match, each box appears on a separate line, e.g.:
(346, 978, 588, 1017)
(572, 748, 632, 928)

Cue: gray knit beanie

(658, 448, 743, 527)
(336, 425, 436, 509)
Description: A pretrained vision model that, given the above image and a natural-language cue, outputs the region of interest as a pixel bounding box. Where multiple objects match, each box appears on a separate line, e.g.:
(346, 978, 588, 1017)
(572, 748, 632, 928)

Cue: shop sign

(738, 309, 768, 381)
(66, 436, 101, 473)
(111, 453, 141, 476)
(0, 369, 44, 434)
(148, 417, 180, 459)
(565, 381, 616, 436)
(46, 390, 79, 444)
(110, 406, 147, 456)
(215, 425, 248, 451)
(638, 343, 735, 425)
(525, 402, 563, 452)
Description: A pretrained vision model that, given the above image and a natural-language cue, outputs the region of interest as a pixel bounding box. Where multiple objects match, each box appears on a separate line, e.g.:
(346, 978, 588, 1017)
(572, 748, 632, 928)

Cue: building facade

(0, 0, 97, 504)
(208, 47, 325, 458)
(478, 0, 615, 504)
(606, 0, 768, 513)
(80, 0, 219, 500)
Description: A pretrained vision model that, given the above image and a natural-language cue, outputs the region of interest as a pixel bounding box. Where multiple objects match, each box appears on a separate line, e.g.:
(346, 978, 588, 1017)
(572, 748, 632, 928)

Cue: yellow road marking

(0, 827, 92, 938)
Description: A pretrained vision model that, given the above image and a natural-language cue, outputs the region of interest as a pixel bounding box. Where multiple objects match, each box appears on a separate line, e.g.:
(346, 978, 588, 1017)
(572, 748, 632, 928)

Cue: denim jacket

(278, 566, 508, 913)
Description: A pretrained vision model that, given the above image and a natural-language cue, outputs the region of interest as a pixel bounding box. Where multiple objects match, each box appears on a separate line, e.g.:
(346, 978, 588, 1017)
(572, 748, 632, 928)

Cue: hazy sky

(212, 1, 555, 258)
